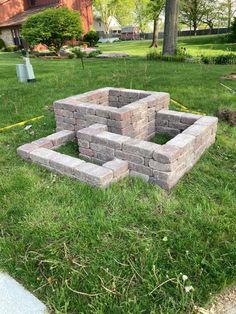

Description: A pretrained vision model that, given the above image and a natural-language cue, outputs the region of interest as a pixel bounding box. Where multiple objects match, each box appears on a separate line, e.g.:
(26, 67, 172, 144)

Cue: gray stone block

(46, 130, 75, 147)
(31, 137, 53, 149)
(50, 153, 85, 177)
(103, 158, 128, 177)
(17, 143, 39, 160)
(123, 139, 160, 158)
(74, 163, 113, 187)
(30, 148, 60, 166)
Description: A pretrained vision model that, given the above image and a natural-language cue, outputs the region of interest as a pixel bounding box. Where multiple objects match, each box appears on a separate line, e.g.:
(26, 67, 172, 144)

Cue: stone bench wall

(54, 88, 170, 140)
(17, 128, 129, 188)
(17, 88, 218, 191)
(78, 115, 218, 190)
(156, 109, 203, 137)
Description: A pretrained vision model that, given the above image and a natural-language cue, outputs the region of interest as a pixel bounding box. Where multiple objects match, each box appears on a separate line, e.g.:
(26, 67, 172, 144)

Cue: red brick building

(0, 0, 93, 47)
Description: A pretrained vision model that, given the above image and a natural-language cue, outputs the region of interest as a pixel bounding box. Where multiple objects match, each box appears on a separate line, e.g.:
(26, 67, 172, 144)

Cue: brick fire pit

(17, 88, 218, 190)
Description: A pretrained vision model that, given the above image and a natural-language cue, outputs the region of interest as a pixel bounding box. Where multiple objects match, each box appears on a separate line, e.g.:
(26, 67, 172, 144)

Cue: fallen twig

(65, 279, 102, 297)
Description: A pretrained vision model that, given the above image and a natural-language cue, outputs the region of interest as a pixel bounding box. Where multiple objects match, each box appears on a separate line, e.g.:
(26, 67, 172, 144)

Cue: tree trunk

(193, 22, 197, 36)
(150, 19, 159, 48)
(163, 0, 179, 55)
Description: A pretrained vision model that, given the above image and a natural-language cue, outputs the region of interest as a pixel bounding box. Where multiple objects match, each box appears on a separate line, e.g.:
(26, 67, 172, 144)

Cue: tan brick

(90, 143, 114, 155)
(74, 163, 113, 187)
(153, 144, 182, 163)
(166, 134, 195, 151)
(30, 148, 60, 166)
(194, 116, 218, 127)
(182, 124, 209, 138)
(180, 112, 202, 124)
(123, 139, 160, 158)
(129, 162, 153, 176)
(78, 139, 90, 148)
(79, 147, 94, 157)
(115, 150, 144, 164)
(17, 143, 39, 160)
(46, 130, 75, 147)
(77, 124, 108, 141)
(156, 126, 180, 137)
(149, 159, 178, 172)
(31, 137, 53, 149)
(94, 132, 130, 149)
(103, 158, 128, 177)
(50, 154, 85, 177)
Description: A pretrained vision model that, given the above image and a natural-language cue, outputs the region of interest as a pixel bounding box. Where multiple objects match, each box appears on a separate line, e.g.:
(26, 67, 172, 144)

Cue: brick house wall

(0, 0, 25, 24)
(0, 0, 92, 44)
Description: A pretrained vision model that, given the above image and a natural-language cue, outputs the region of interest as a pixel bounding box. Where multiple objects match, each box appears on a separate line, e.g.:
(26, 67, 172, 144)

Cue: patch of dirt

(195, 286, 236, 314)
(217, 108, 236, 127)
(221, 73, 236, 80)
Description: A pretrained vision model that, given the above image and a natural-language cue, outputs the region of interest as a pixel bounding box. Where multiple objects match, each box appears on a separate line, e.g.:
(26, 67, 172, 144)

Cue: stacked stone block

(17, 88, 218, 191)
(17, 129, 129, 188)
(156, 109, 202, 137)
(78, 113, 218, 190)
(54, 87, 169, 140)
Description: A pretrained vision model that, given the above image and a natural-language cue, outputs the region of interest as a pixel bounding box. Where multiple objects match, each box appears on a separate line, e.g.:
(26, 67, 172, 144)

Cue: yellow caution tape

(0, 115, 44, 132)
(171, 98, 206, 115)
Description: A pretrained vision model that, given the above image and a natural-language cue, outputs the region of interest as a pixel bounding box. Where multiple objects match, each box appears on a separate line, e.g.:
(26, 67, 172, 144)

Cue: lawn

(0, 37, 236, 313)
(99, 34, 236, 57)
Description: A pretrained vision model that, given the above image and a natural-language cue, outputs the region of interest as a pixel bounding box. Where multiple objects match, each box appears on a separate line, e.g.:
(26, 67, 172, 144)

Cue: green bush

(201, 54, 236, 65)
(0, 38, 5, 49)
(147, 50, 186, 62)
(67, 53, 75, 59)
(83, 30, 99, 47)
(87, 50, 101, 58)
(21, 7, 83, 52)
(5, 45, 18, 52)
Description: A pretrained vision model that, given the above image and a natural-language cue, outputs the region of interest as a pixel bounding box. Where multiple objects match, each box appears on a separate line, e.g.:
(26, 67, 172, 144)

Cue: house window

(29, 0, 36, 6)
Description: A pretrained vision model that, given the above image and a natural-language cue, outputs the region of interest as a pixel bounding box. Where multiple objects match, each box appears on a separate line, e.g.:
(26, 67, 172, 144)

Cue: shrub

(5, 45, 18, 52)
(147, 50, 186, 62)
(87, 50, 101, 58)
(68, 53, 75, 59)
(83, 30, 99, 47)
(21, 7, 83, 52)
(201, 54, 236, 65)
(0, 38, 5, 49)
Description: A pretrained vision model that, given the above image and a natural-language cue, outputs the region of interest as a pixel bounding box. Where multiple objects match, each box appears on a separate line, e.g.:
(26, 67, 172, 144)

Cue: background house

(0, 0, 93, 47)
(93, 16, 121, 38)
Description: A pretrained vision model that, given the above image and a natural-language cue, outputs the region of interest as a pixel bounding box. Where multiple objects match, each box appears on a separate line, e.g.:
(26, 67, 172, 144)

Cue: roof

(0, 3, 59, 28)
(121, 26, 139, 33)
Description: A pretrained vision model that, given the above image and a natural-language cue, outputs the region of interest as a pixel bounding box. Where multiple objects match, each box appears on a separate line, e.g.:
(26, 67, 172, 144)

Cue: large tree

(21, 7, 83, 52)
(93, 0, 117, 37)
(163, 0, 179, 55)
(93, 0, 134, 36)
(147, 0, 165, 48)
(201, 0, 221, 32)
(220, 0, 236, 29)
(133, 0, 150, 33)
(179, 0, 205, 35)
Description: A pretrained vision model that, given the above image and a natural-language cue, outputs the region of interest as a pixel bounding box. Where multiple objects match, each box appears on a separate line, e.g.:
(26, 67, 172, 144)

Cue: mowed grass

(99, 34, 236, 57)
(0, 38, 236, 313)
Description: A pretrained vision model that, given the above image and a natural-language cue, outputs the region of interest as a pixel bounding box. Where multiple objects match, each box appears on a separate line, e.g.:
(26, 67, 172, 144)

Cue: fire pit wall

(77, 112, 217, 190)
(52, 87, 218, 190)
(54, 88, 170, 140)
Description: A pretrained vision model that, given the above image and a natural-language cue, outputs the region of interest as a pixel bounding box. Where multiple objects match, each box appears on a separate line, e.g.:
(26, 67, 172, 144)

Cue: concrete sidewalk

(0, 273, 47, 314)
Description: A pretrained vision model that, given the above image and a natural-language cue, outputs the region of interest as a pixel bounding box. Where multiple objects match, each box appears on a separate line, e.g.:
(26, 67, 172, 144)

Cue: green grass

(99, 34, 236, 57)
(0, 37, 236, 313)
